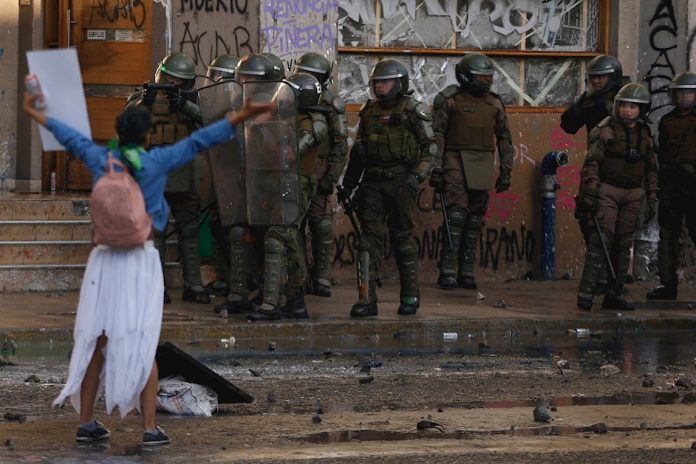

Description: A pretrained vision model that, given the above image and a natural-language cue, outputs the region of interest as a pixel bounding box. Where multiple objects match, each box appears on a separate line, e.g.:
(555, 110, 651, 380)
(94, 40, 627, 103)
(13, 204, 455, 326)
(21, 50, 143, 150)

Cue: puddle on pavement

(10, 328, 696, 376)
(298, 420, 696, 444)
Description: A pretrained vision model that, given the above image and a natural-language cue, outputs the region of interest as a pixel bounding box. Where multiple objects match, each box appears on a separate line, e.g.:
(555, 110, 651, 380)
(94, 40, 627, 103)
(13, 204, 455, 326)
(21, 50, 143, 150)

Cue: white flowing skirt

(53, 240, 164, 418)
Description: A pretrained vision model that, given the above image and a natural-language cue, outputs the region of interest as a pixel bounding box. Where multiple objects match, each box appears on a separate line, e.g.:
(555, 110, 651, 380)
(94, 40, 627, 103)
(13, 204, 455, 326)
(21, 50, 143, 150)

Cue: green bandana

(108, 138, 145, 172)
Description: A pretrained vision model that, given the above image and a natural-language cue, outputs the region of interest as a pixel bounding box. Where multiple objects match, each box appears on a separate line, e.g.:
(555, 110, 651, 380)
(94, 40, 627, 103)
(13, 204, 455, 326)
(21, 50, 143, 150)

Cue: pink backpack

(90, 152, 152, 248)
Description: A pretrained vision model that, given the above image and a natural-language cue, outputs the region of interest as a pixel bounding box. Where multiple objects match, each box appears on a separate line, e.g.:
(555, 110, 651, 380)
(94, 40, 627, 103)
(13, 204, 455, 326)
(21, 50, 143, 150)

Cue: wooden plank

(156, 341, 254, 404)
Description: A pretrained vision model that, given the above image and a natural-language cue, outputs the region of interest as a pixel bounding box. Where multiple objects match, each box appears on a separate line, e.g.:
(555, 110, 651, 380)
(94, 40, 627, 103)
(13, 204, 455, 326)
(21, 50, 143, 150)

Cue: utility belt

(599, 175, 643, 190)
(363, 165, 410, 180)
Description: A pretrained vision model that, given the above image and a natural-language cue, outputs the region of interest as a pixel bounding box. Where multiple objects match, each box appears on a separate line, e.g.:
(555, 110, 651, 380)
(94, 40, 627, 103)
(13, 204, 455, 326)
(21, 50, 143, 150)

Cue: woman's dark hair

(116, 105, 153, 146)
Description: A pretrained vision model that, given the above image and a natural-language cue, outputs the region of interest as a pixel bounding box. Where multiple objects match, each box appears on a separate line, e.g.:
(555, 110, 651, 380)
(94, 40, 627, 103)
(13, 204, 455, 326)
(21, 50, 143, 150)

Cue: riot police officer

(213, 54, 278, 316)
(206, 54, 239, 82)
(433, 53, 513, 290)
(563, 55, 625, 243)
(247, 72, 330, 321)
(647, 72, 696, 300)
(128, 52, 209, 304)
(338, 59, 438, 317)
(577, 83, 658, 311)
(262, 53, 286, 81)
(293, 52, 348, 297)
(203, 54, 240, 298)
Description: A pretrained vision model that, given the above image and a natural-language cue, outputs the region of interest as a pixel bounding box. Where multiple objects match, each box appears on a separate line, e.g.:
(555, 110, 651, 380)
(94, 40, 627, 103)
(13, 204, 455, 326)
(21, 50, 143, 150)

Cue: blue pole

(540, 151, 569, 280)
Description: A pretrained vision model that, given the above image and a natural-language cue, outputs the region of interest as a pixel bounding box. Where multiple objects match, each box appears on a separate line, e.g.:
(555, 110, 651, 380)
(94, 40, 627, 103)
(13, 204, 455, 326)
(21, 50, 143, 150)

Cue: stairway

(0, 194, 214, 293)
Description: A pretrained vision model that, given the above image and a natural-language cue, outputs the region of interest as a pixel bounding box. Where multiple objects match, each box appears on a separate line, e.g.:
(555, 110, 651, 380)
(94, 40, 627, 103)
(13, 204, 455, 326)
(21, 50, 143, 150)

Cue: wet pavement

(4, 278, 696, 462)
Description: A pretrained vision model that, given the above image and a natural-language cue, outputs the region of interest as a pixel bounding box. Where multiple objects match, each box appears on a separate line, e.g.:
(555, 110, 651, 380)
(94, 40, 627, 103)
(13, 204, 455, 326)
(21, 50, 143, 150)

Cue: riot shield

(198, 80, 246, 226)
(243, 81, 300, 226)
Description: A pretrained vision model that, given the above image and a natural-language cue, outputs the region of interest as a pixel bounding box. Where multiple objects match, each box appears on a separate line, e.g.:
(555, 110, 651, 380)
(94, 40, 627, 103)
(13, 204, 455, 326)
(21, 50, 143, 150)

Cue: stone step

(0, 264, 219, 293)
(0, 197, 90, 221)
(0, 220, 92, 242)
(0, 240, 180, 265)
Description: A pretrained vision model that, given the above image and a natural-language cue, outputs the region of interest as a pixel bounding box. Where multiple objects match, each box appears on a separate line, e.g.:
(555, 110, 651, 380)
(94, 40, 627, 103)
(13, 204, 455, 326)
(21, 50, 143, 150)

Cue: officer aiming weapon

(592, 215, 617, 281)
(429, 167, 453, 251)
(336, 186, 369, 304)
(141, 82, 197, 113)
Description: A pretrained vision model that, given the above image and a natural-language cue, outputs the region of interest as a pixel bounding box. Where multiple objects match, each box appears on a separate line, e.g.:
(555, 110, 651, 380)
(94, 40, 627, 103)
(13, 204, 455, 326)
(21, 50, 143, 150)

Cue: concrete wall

(0, 1, 19, 192)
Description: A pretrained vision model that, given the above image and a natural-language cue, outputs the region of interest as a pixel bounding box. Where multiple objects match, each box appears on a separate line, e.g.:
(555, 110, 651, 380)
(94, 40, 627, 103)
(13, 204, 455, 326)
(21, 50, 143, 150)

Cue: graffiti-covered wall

(259, 1, 339, 78)
(169, 0, 259, 76)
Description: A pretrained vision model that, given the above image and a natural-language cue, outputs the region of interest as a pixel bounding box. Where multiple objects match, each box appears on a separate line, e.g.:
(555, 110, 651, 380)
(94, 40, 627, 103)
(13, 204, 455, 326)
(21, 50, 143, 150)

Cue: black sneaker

(76, 421, 111, 442)
(142, 426, 170, 446)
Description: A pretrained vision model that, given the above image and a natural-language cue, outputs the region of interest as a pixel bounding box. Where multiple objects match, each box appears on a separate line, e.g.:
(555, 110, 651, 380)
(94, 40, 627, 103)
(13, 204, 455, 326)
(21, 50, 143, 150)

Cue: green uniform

(342, 94, 438, 306)
(259, 110, 329, 310)
(432, 84, 513, 284)
(577, 116, 659, 301)
(306, 88, 348, 294)
(127, 90, 207, 298)
(654, 107, 696, 290)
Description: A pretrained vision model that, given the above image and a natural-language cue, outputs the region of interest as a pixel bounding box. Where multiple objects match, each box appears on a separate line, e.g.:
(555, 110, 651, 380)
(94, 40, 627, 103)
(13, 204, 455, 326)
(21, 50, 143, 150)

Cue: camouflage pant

(578, 184, 644, 298)
(154, 191, 203, 289)
(356, 172, 419, 300)
(656, 167, 696, 288)
(306, 190, 335, 287)
(261, 176, 316, 308)
(440, 151, 489, 278)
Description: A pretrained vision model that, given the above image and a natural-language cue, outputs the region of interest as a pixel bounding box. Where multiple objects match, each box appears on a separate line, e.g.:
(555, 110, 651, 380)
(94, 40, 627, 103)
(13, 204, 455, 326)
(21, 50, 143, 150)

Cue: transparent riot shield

(242, 81, 300, 226)
(198, 80, 246, 226)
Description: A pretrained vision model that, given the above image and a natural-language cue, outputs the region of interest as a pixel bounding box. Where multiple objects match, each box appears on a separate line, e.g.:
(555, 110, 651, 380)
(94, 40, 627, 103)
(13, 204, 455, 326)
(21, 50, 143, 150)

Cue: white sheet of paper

(26, 48, 92, 151)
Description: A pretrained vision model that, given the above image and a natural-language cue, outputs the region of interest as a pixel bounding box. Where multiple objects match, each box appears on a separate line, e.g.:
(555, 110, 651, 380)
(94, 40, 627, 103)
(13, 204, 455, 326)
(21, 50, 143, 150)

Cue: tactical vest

(599, 120, 652, 189)
(445, 91, 497, 152)
(149, 94, 197, 192)
(297, 112, 328, 178)
(363, 97, 418, 167)
(659, 110, 696, 165)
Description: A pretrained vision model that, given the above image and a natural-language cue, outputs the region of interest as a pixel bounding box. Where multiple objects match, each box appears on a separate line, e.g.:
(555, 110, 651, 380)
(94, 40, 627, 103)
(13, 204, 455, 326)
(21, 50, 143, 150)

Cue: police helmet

(294, 52, 331, 86)
(284, 73, 322, 109)
(207, 55, 239, 82)
(369, 59, 409, 100)
(455, 53, 494, 96)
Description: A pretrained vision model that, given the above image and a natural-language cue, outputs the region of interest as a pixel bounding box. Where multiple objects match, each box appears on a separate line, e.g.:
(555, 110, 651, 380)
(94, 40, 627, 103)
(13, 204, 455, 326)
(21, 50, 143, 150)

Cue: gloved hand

(428, 167, 446, 194)
(644, 195, 657, 224)
(167, 87, 185, 112)
(317, 176, 335, 196)
(404, 173, 420, 196)
(141, 86, 156, 106)
(581, 188, 599, 216)
(494, 173, 511, 193)
(336, 185, 353, 205)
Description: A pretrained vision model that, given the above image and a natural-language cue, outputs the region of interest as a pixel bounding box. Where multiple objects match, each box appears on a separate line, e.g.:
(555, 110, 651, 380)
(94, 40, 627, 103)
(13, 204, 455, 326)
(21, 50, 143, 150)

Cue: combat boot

(311, 279, 331, 297)
(577, 296, 593, 311)
(214, 293, 251, 317)
(350, 283, 378, 318)
(182, 285, 211, 304)
(601, 293, 635, 311)
(286, 286, 310, 319)
(397, 294, 420, 316)
(646, 285, 677, 300)
(247, 303, 283, 322)
(437, 274, 458, 289)
(457, 275, 477, 289)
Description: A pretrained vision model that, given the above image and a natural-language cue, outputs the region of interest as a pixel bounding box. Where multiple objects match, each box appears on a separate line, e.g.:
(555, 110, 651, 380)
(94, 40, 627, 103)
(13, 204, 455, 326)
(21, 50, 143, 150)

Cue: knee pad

(265, 236, 285, 255)
(448, 210, 467, 228)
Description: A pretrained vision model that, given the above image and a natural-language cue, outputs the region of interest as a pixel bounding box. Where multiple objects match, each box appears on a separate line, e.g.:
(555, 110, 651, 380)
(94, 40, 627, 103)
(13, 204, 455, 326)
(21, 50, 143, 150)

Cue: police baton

(592, 214, 617, 281)
(337, 186, 370, 303)
(429, 167, 453, 251)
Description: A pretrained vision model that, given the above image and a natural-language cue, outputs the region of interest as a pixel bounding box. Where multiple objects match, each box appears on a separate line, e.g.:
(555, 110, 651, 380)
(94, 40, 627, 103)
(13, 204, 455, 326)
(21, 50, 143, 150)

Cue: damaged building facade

(1, 0, 695, 282)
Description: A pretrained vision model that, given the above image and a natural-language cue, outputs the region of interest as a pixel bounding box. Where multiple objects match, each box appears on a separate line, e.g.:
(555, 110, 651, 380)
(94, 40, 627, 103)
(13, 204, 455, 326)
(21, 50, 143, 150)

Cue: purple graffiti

(261, 21, 335, 58)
